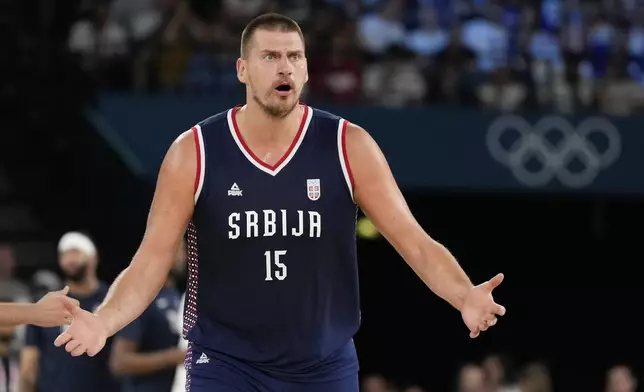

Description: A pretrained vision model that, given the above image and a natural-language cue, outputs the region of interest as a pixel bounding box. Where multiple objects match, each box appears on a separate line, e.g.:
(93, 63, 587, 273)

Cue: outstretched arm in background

(54, 129, 198, 356)
(345, 122, 506, 338)
(0, 287, 79, 327)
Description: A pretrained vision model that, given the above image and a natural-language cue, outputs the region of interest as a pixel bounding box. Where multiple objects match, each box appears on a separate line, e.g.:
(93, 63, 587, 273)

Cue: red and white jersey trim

(337, 119, 355, 201)
(192, 125, 205, 204)
(226, 105, 313, 176)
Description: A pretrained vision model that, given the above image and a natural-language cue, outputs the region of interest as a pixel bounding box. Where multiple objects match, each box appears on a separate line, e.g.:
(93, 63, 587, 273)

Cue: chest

(203, 171, 340, 242)
(206, 123, 345, 211)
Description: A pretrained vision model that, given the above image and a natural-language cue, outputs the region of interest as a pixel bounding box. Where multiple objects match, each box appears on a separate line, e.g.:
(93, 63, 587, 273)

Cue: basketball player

(20, 232, 118, 392)
(0, 287, 79, 327)
(54, 13, 506, 392)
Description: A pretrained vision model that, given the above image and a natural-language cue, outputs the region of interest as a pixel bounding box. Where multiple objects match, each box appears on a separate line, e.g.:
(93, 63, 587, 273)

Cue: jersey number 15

(264, 250, 287, 281)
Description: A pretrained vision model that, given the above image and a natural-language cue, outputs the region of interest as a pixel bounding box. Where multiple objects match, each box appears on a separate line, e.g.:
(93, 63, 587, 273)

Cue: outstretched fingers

(492, 303, 506, 317)
(65, 339, 82, 353)
(483, 273, 504, 292)
(54, 332, 72, 347)
(71, 344, 87, 357)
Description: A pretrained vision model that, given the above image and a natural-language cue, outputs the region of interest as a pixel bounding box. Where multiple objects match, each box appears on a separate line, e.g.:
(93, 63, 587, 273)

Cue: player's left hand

(53, 307, 108, 357)
(460, 273, 506, 339)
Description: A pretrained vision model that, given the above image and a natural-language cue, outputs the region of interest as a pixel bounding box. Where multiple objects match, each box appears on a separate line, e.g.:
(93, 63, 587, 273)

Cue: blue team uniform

(182, 104, 360, 391)
(116, 286, 182, 392)
(24, 284, 119, 392)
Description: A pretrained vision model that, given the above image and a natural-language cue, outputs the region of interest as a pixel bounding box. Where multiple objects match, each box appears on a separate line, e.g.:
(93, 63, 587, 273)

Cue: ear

(237, 58, 247, 84)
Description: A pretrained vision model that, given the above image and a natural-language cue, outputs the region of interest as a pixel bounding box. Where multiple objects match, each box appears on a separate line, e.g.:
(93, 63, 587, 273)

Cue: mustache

(272, 79, 295, 89)
(62, 263, 89, 282)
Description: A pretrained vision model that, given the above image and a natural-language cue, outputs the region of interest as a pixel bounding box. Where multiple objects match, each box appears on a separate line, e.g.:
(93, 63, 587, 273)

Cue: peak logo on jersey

(228, 183, 243, 196)
(307, 179, 321, 201)
(196, 353, 210, 364)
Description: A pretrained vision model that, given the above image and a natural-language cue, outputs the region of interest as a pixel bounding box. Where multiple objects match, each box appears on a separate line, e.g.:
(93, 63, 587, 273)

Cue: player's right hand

(53, 307, 109, 357)
(32, 286, 80, 327)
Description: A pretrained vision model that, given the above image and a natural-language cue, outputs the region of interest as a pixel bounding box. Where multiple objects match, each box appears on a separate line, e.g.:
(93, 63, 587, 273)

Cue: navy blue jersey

(116, 287, 182, 392)
(182, 105, 359, 382)
(24, 284, 119, 392)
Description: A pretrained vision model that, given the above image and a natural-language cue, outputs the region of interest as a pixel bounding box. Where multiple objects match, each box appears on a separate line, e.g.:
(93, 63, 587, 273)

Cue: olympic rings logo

(486, 115, 621, 188)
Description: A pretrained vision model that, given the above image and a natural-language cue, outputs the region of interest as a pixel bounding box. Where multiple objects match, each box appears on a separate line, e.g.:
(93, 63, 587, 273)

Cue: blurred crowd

(361, 356, 638, 392)
(67, 0, 644, 115)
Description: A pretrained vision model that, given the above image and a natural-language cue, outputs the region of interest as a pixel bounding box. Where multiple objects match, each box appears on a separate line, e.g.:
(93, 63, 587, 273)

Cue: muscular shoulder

(166, 129, 197, 169)
(344, 122, 378, 155)
(343, 122, 390, 203)
(157, 127, 200, 195)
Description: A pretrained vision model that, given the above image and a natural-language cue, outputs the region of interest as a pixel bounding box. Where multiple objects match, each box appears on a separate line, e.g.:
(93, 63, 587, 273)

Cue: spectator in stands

(110, 0, 177, 44)
(476, 66, 527, 111)
(529, 8, 566, 107)
(402, 385, 426, 392)
(605, 364, 637, 392)
(68, 1, 130, 89)
(19, 232, 118, 392)
(460, 3, 509, 73)
(357, 0, 407, 57)
(110, 240, 186, 392)
(482, 353, 520, 392)
(587, 13, 617, 81)
(405, 6, 449, 58)
(425, 26, 476, 104)
(29, 271, 63, 301)
(561, 0, 587, 107)
(0, 244, 31, 350)
(132, 0, 206, 92)
(0, 244, 30, 303)
(0, 306, 19, 392)
(457, 363, 486, 392)
(599, 52, 644, 114)
(517, 362, 551, 392)
(363, 45, 427, 107)
(362, 373, 390, 392)
(627, 9, 644, 83)
(310, 32, 363, 103)
(222, 0, 270, 22)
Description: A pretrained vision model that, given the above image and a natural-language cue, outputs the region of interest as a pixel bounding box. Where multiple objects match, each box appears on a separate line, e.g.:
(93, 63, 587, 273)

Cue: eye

(290, 54, 300, 61)
(265, 54, 274, 61)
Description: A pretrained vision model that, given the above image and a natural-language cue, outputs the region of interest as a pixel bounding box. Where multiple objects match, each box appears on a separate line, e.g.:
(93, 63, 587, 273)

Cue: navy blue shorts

(185, 345, 359, 392)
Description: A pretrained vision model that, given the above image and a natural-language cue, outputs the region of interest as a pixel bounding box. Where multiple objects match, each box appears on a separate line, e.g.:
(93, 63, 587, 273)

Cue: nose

(277, 57, 293, 76)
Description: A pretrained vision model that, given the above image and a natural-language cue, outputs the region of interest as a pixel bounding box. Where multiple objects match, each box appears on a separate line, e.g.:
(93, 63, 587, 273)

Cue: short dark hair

(240, 13, 304, 58)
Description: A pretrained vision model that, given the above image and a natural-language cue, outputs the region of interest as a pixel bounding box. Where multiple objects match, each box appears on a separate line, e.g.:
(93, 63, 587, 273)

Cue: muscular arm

(19, 346, 40, 392)
(346, 123, 473, 310)
(110, 338, 185, 376)
(95, 130, 197, 337)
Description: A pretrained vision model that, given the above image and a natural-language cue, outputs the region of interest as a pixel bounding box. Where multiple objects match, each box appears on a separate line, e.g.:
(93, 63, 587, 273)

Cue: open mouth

(275, 83, 292, 92)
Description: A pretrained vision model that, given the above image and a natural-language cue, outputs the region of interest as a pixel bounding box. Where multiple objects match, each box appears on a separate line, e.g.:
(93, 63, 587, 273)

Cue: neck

(238, 100, 303, 144)
(66, 276, 99, 295)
